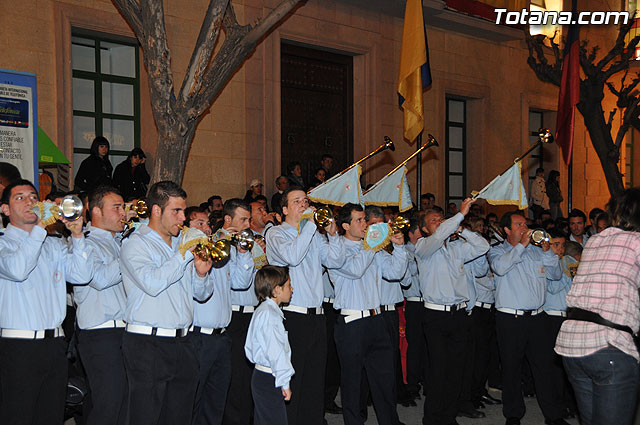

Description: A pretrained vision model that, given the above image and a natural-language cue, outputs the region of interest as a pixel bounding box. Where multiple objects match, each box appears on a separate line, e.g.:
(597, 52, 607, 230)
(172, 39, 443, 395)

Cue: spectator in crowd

(586, 208, 604, 236)
(530, 167, 549, 221)
(310, 168, 326, 189)
(113, 147, 150, 201)
(287, 161, 305, 190)
(0, 162, 21, 228)
(271, 176, 289, 214)
(420, 193, 435, 211)
(546, 170, 563, 220)
(568, 209, 589, 248)
(244, 179, 264, 203)
(74, 136, 113, 193)
(208, 195, 223, 213)
(595, 212, 610, 233)
(447, 202, 458, 216)
(321, 154, 334, 179)
(555, 187, 640, 425)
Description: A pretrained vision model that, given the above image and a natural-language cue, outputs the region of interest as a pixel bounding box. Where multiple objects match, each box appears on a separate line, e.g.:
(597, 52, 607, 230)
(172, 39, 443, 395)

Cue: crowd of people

(0, 146, 639, 425)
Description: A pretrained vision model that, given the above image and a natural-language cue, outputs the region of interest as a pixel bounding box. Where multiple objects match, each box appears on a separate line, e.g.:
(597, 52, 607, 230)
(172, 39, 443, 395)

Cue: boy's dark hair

(568, 208, 587, 222)
(280, 186, 304, 210)
(254, 194, 268, 204)
(223, 198, 251, 220)
(287, 161, 301, 174)
(254, 265, 290, 302)
(499, 211, 525, 234)
(208, 195, 222, 204)
(337, 203, 364, 230)
(89, 185, 122, 212)
(420, 193, 435, 201)
(588, 207, 604, 222)
(1, 179, 38, 206)
(45, 191, 66, 202)
(321, 154, 334, 161)
(147, 181, 187, 212)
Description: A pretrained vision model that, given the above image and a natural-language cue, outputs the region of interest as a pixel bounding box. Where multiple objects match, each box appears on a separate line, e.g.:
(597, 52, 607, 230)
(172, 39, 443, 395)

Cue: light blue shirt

(245, 298, 294, 389)
(464, 253, 491, 309)
(469, 255, 495, 304)
(328, 238, 408, 310)
(488, 241, 562, 310)
(74, 226, 127, 329)
(0, 225, 93, 330)
(120, 224, 213, 328)
(194, 248, 254, 329)
(266, 222, 344, 308)
(543, 255, 575, 312)
(401, 242, 421, 299)
(323, 267, 335, 299)
(415, 213, 490, 305)
(380, 251, 405, 305)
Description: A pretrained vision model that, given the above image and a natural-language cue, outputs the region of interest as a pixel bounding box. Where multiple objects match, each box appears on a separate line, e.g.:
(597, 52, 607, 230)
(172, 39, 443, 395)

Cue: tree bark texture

(111, 0, 305, 185)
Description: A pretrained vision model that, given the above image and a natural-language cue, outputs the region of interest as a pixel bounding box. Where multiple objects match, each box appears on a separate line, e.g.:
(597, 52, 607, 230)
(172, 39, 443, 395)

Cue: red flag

(555, 0, 580, 165)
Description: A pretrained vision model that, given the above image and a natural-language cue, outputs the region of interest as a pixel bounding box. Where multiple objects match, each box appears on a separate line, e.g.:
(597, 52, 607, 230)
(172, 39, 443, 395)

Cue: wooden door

(281, 43, 353, 186)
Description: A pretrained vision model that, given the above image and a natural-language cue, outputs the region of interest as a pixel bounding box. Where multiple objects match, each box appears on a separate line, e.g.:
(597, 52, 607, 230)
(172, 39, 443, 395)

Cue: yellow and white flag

(363, 166, 413, 212)
(308, 165, 363, 206)
(472, 162, 528, 210)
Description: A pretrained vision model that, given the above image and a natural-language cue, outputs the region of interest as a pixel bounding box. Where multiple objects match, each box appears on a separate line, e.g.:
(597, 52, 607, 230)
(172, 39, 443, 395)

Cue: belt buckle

(44, 329, 55, 338)
(370, 309, 377, 316)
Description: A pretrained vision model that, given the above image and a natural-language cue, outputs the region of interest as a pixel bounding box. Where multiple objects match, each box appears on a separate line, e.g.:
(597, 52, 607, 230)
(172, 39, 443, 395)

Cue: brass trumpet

(33, 195, 84, 222)
(538, 128, 554, 144)
(530, 228, 550, 246)
(194, 237, 232, 267)
(314, 207, 334, 228)
(127, 200, 148, 217)
(389, 215, 410, 233)
(231, 229, 255, 251)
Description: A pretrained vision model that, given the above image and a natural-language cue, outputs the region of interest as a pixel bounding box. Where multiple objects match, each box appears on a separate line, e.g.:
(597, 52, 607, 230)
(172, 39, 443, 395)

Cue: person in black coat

(113, 148, 150, 201)
(74, 136, 113, 193)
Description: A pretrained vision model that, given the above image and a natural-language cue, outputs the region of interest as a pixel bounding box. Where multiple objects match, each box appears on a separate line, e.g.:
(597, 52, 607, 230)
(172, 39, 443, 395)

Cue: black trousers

(192, 332, 232, 425)
(323, 301, 341, 408)
(77, 328, 127, 425)
(458, 311, 476, 412)
(334, 314, 399, 425)
(404, 300, 426, 394)
(470, 307, 497, 401)
(283, 311, 327, 425)
(422, 308, 470, 425)
(122, 332, 199, 425)
(0, 336, 68, 425)
(381, 309, 407, 401)
(495, 312, 564, 421)
(543, 313, 575, 410)
(223, 312, 254, 425)
(251, 369, 288, 425)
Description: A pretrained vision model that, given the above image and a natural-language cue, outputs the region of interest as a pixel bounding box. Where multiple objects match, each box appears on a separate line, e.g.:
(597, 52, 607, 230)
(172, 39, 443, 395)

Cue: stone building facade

(0, 0, 636, 215)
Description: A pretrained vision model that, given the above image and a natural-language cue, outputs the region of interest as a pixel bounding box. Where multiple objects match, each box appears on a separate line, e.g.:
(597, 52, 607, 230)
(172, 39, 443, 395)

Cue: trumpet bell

(211, 239, 232, 268)
(59, 195, 84, 221)
(314, 207, 334, 228)
(231, 229, 255, 251)
(390, 215, 410, 232)
(132, 200, 148, 217)
(538, 128, 554, 144)
(531, 228, 550, 246)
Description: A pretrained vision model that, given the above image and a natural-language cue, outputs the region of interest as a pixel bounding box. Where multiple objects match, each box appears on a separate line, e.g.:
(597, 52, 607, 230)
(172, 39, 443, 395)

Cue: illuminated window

(71, 29, 140, 178)
(529, 0, 563, 41)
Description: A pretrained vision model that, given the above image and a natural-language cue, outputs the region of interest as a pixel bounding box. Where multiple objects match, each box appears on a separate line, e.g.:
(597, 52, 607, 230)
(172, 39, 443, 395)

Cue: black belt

(568, 307, 640, 353)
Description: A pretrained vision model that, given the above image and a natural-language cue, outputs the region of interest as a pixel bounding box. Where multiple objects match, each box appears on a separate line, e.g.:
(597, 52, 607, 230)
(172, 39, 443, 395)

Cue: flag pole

(416, 132, 422, 210)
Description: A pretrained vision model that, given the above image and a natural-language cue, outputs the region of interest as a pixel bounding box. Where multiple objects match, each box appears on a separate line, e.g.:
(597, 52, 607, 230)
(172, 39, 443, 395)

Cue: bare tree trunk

(577, 81, 625, 195)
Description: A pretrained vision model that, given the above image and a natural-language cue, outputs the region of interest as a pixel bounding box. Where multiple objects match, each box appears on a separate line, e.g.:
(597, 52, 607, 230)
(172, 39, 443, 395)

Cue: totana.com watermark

(495, 9, 630, 25)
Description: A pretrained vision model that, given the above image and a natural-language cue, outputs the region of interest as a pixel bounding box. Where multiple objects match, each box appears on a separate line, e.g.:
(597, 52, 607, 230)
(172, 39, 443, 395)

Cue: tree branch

(179, 0, 229, 104)
(189, 0, 305, 117)
(524, 31, 561, 86)
(111, 0, 144, 39)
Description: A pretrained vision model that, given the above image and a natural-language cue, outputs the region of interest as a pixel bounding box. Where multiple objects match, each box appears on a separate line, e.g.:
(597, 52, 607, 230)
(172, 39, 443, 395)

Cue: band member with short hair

(415, 198, 490, 425)
(488, 211, 566, 425)
(193, 198, 254, 425)
(329, 202, 408, 425)
(0, 179, 94, 425)
(266, 187, 344, 425)
(74, 185, 128, 425)
(119, 181, 214, 425)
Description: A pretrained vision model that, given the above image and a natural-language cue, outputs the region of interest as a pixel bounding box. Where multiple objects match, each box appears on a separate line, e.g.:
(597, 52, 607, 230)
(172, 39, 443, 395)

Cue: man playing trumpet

(0, 179, 94, 425)
(266, 187, 344, 425)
